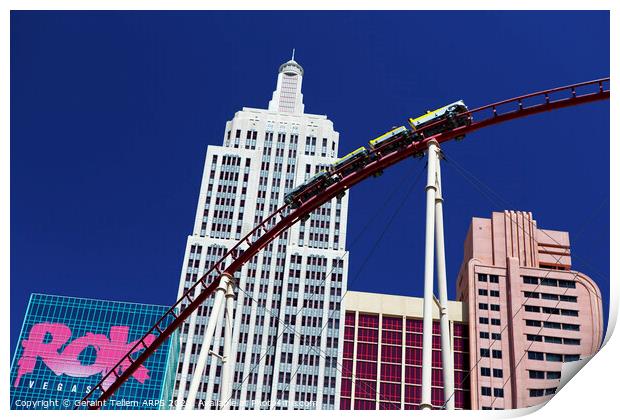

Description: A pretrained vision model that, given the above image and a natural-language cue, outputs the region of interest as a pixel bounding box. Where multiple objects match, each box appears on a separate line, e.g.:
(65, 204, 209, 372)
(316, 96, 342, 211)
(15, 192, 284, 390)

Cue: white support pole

(421, 140, 439, 410)
(434, 153, 455, 410)
(185, 274, 232, 410)
(220, 280, 236, 410)
(175, 286, 201, 410)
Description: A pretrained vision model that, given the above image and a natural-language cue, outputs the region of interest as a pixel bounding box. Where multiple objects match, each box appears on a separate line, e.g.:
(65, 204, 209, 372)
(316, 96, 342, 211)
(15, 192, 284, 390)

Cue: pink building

(456, 210, 603, 409)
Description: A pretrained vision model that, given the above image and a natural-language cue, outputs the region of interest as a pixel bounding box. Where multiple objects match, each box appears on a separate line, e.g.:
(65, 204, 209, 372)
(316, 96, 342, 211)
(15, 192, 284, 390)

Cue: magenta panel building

(339, 291, 470, 409)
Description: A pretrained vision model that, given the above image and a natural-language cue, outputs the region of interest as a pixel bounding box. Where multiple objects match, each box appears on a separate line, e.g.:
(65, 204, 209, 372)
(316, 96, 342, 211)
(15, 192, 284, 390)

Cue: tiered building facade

(173, 57, 349, 410)
(455, 211, 603, 409)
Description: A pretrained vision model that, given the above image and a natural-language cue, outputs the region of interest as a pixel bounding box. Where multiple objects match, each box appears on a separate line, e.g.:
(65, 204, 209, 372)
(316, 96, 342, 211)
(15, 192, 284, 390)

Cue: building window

(525, 305, 540, 313)
(479, 317, 489, 324)
(478, 274, 488, 282)
(490, 290, 500, 297)
(525, 319, 541, 327)
(547, 371, 561, 380)
(491, 318, 501, 326)
(480, 349, 490, 358)
(546, 353, 563, 362)
(490, 304, 500, 311)
(479, 303, 489, 310)
(540, 278, 558, 287)
(493, 369, 503, 378)
(491, 333, 501, 340)
(523, 276, 538, 285)
(481, 387, 492, 396)
(480, 332, 489, 339)
(559, 280, 576, 289)
(543, 321, 561, 329)
(493, 388, 504, 398)
(481, 367, 491, 376)
(489, 275, 499, 283)
(527, 334, 543, 342)
(561, 309, 579, 317)
(529, 389, 544, 397)
(492, 350, 502, 359)
(529, 370, 545, 379)
(479, 289, 488, 296)
(528, 351, 544, 361)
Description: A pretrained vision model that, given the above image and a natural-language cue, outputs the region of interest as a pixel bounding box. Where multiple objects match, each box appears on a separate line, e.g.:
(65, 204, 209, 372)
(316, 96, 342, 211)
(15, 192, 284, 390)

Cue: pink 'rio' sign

(14, 322, 157, 390)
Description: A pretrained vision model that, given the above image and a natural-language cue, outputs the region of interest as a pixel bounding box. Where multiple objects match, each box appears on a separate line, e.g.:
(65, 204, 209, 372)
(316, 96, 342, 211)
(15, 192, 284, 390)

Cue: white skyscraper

(173, 56, 349, 410)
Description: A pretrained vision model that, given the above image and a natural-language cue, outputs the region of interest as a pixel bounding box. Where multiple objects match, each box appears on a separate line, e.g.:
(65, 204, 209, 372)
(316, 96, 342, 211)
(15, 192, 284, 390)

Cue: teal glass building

(10, 294, 179, 410)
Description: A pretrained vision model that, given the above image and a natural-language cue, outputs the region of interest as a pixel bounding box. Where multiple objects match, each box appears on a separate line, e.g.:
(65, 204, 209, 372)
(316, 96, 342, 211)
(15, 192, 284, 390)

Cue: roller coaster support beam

(420, 139, 453, 410)
(220, 280, 236, 410)
(421, 139, 439, 410)
(185, 273, 233, 410)
(435, 150, 455, 410)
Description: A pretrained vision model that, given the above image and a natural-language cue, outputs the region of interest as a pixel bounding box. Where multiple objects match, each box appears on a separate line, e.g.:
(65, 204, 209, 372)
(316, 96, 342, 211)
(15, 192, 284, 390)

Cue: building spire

(267, 54, 305, 114)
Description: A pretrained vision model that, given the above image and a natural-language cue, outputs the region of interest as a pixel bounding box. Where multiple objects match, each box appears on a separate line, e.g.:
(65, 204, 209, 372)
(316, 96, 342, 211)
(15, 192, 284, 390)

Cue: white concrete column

(434, 154, 455, 409)
(421, 140, 439, 410)
(185, 274, 232, 410)
(220, 279, 236, 410)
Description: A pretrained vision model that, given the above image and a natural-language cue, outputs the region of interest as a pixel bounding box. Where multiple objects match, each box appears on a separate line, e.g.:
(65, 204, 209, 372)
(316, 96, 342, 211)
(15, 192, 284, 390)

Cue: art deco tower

(173, 55, 349, 410)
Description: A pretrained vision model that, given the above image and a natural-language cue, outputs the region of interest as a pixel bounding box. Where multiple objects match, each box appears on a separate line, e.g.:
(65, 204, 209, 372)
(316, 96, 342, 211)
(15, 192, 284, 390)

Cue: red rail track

(77, 77, 609, 409)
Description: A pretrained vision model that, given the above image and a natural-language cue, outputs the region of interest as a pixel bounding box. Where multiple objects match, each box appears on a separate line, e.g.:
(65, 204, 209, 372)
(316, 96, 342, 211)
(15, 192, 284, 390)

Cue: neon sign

(14, 322, 157, 389)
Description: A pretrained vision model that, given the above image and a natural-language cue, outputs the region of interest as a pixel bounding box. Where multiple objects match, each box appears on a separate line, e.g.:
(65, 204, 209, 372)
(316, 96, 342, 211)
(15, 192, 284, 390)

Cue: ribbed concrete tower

(173, 54, 349, 410)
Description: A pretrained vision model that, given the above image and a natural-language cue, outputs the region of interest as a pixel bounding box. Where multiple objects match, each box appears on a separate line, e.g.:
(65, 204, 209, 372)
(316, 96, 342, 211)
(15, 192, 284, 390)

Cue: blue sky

(10, 11, 609, 354)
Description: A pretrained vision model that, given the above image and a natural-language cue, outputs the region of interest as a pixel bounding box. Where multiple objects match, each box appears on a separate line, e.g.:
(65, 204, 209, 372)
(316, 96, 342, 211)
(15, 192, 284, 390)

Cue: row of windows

(524, 291, 578, 303)
(526, 334, 580, 345)
(345, 314, 468, 338)
(527, 351, 580, 362)
(481, 386, 504, 398)
(529, 387, 557, 397)
(478, 289, 500, 297)
(479, 317, 501, 326)
(525, 319, 580, 331)
(524, 305, 579, 316)
(480, 349, 502, 359)
(480, 367, 503, 378)
(478, 274, 500, 283)
(528, 370, 561, 380)
(523, 276, 576, 288)
(479, 332, 501, 340)
(478, 303, 501, 311)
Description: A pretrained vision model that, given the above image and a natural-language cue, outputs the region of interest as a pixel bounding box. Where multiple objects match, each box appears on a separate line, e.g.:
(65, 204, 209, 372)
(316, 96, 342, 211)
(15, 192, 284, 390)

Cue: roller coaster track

(78, 77, 609, 409)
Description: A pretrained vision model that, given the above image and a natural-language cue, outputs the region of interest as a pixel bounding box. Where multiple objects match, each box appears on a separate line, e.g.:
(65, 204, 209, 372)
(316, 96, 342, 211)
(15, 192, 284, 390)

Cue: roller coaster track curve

(78, 77, 610, 409)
